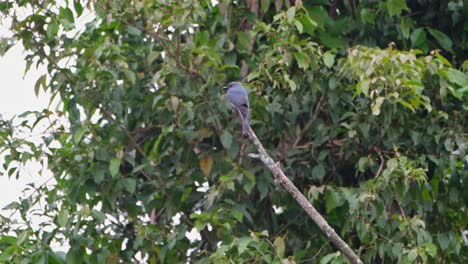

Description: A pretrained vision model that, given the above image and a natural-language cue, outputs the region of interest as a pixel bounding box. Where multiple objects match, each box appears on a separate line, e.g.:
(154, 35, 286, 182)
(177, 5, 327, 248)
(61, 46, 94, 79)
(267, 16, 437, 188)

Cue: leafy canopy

(0, 0, 467, 263)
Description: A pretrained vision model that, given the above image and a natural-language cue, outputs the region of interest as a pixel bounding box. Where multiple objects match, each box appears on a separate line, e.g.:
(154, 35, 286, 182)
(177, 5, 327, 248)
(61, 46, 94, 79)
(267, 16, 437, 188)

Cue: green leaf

(0, 245, 16, 261)
(360, 8, 376, 24)
(0, 236, 17, 245)
(231, 210, 243, 222)
(422, 242, 437, 257)
(444, 68, 467, 86)
(92, 167, 106, 183)
(46, 19, 59, 40)
(150, 133, 164, 161)
(247, 71, 260, 81)
(399, 18, 412, 39)
(386, 0, 408, 16)
(282, 73, 297, 92)
(126, 25, 141, 36)
(124, 178, 137, 193)
(356, 221, 370, 243)
(372, 97, 385, 115)
(200, 155, 213, 178)
(358, 157, 369, 172)
(357, 79, 370, 96)
(319, 32, 343, 49)
(220, 131, 232, 149)
(17, 233, 28, 245)
(261, 0, 270, 14)
(73, 126, 88, 144)
(312, 164, 325, 181)
(320, 252, 339, 264)
(59, 7, 75, 30)
(411, 28, 426, 48)
(74, 0, 84, 17)
(456, 85, 468, 96)
(323, 51, 335, 68)
(193, 220, 206, 232)
(131, 163, 147, 174)
(297, 14, 317, 36)
(435, 53, 452, 67)
(237, 237, 252, 254)
(66, 247, 84, 264)
(109, 158, 121, 178)
(274, 236, 285, 258)
(325, 189, 344, 213)
(407, 248, 418, 262)
(286, 7, 296, 23)
(236, 31, 250, 53)
(437, 233, 450, 250)
(294, 20, 303, 33)
(242, 178, 255, 194)
(147, 51, 160, 65)
(391, 243, 404, 257)
(398, 99, 416, 112)
(428, 28, 453, 51)
(34, 75, 46, 97)
(2, 201, 20, 210)
(123, 69, 136, 85)
(243, 169, 256, 183)
(0, 37, 15, 56)
(294, 51, 309, 70)
(57, 209, 69, 227)
(91, 209, 106, 222)
(195, 30, 209, 45)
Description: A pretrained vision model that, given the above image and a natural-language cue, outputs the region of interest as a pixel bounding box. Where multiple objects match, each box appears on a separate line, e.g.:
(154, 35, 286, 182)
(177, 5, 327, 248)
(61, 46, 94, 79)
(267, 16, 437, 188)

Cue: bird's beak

(222, 86, 228, 90)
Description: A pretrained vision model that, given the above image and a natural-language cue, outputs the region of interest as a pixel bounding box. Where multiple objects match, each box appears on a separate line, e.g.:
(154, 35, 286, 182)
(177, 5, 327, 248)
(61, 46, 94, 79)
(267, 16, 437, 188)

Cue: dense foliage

(0, 0, 466, 263)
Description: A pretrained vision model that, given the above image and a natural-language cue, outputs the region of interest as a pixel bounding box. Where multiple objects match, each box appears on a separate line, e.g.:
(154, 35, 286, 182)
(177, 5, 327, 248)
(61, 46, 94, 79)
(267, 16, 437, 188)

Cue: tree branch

(292, 96, 325, 148)
(373, 146, 385, 178)
(245, 126, 363, 264)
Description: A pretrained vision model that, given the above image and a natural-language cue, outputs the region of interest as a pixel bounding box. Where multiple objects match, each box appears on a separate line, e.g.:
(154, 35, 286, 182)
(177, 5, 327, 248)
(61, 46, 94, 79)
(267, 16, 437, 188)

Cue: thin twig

(129, 22, 203, 78)
(299, 240, 331, 263)
(397, 201, 407, 221)
(264, 237, 283, 262)
(292, 96, 325, 148)
(373, 146, 385, 178)
(237, 143, 246, 166)
(7, 175, 55, 219)
(100, 108, 155, 182)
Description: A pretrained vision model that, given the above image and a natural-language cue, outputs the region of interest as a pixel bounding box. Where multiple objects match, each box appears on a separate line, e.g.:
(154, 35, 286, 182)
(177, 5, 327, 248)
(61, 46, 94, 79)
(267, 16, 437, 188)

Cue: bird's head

(222, 82, 242, 91)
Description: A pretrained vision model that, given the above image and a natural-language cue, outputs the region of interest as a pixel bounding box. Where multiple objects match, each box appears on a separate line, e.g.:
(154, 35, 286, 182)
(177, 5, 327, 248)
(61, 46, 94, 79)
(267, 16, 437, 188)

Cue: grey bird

(224, 82, 250, 135)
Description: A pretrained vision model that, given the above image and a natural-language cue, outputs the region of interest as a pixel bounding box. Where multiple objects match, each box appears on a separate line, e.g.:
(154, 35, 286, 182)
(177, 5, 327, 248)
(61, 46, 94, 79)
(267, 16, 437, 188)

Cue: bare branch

(245, 125, 363, 264)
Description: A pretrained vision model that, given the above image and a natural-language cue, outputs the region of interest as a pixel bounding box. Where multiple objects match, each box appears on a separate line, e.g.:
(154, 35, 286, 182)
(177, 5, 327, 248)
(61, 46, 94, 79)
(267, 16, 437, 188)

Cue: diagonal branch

(245, 125, 363, 264)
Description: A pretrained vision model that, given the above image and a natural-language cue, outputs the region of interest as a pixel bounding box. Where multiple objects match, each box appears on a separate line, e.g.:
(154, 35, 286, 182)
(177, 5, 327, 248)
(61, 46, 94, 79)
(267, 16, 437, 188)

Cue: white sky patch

(272, 205, 284, 215)
(0, 2, 209, 257)
(0, 42, 51, 210)
(172, 212, 182, 226)
(196, 181, 209, 193)
(186, 227, 202, 243)
(0, 2, 92, 254)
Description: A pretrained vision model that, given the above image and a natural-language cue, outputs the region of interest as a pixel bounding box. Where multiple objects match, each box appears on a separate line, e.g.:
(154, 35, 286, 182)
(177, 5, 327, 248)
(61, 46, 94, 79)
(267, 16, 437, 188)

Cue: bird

(224, 82, 250, 135)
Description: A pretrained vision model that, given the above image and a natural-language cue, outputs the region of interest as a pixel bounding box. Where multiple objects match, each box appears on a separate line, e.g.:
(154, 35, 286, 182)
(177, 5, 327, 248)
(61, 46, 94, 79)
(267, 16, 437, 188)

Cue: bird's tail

(241, 117, 249, 136)
(235, 107, 250, 136)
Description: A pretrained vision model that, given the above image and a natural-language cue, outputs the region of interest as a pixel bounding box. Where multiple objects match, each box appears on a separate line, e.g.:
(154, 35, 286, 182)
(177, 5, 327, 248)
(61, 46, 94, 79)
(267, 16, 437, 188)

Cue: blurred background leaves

(0, 0, 466, 263)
